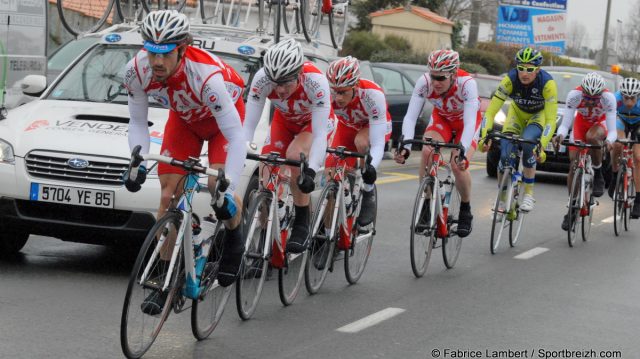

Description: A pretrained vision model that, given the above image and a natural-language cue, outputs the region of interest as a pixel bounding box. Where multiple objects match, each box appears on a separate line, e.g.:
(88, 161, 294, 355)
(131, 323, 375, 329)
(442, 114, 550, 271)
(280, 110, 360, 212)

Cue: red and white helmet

(581, 72, 606, 96)
(427, 49, 459, 73)
(326, 56, 360, 88)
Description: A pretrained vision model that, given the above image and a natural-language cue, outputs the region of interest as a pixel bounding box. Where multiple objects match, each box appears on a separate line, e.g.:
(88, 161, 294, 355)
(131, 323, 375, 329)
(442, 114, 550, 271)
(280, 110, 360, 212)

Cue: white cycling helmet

(620, 77, 640, 97)
(581, 72, 606, 96)
(141, 10, 190, 48)
(263, 38, 304, 82)
(326, 56, 360, 88)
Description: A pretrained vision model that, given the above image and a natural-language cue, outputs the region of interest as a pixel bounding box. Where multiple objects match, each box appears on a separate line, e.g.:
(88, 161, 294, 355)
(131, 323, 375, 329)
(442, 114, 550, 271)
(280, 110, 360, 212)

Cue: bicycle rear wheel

(191, 227, 232, 340)
(613, 169, 626, 236)
(58, 0, 114, 37)
(490, 170, 511, 254)
(328, 2, 348, 49)
(305, 182, 337, 294)
(410, 176, 436, 278)
(442, 183, 462, 269)
(236, 192, 270, 320)
(278, 196, 309, 306)
(121, 211, 183, 359)
(509, 180, 526, 247)
(345, 186, 376, 284)
(567, 168, 582, 247)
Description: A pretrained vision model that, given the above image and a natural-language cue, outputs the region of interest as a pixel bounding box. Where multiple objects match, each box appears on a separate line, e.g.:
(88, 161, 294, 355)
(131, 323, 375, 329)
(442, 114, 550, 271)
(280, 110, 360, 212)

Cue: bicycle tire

(301, 0, 321, 41)
(328, 2, 348, 49)
(567, 168, 582, 247)
(144, 0, 187, 11)
(625, 178, 635, 231)
(509, 180, 526, 247)
(121, 211, 183, 359)
(304, 182, 337, 294)
(116, 0, 145, 22)
(235, 192, 270, 320)
(410, 176, 436, 278)
(273, 0, 282, 43)
(490, 170, 511, 254)
(200, 0, 224, 24)
(345, 185, 376, 284)
(58, 0, 114, 37)
(442, 183, 462, 269)
(581, 194, 594, 242)
(278, 185, 309, 306)
(613, 168, 625, 236)
(191, 226, 232, 340)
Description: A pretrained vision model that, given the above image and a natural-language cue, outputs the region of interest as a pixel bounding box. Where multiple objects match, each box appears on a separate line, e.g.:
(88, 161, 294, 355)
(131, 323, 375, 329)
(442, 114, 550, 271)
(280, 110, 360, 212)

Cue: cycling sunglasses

(430, 73, 451, 82)
(516, 65, 539, 73)
(623, 95, 637, 100)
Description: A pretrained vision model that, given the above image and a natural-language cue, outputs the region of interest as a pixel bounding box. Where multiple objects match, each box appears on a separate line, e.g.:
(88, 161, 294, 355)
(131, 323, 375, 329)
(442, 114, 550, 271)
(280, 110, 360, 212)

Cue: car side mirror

(21, 75, 47, 97)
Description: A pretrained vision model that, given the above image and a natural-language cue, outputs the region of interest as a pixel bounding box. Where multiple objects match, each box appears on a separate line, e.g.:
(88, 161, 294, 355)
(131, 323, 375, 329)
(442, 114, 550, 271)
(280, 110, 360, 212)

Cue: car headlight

(494, 110, 506, 126)
(0, 139, 15, 164)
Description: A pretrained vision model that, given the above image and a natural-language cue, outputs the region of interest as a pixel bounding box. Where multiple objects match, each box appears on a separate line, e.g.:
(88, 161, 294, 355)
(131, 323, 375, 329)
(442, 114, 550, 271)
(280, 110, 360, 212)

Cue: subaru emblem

(237, 45, 255, 55)
(67, 158, 89, 169)
(104, 34, 122, 43)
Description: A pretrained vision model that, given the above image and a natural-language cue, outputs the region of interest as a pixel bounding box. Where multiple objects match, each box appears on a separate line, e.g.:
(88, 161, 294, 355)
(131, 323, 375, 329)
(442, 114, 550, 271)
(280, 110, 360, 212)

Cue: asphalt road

(1, 154, 639, 359)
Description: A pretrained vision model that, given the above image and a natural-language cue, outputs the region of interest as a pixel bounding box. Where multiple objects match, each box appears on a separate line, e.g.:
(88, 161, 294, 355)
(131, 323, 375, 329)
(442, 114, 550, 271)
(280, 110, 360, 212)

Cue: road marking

(514, 247, 549, 260)
(336, 307, 405, 333)
(378, 165, 485, 185)
(601, 216, 615, 224)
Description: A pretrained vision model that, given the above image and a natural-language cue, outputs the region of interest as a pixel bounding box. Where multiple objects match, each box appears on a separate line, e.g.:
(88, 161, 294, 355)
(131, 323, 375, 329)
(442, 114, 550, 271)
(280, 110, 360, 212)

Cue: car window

(548, 71, 617, 103)
(306, 56, 329, 73)
(48, 37, 99, 73)
(372, 67, 405, 95)
(474, 77, 500, 99)
(402, 69, 426, 84)
(359, 62, 375, 82)
(402, 75, 413, 95)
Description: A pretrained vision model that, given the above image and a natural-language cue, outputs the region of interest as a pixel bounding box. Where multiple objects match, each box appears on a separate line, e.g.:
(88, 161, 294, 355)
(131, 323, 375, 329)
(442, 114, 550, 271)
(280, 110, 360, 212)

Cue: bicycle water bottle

(278, 200, 286, 226)
(344, 185, 352, 215)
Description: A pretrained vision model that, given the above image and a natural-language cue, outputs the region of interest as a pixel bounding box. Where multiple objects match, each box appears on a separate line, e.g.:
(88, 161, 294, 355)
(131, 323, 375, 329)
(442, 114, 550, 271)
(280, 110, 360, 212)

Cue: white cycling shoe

(520, 194, 535, 212)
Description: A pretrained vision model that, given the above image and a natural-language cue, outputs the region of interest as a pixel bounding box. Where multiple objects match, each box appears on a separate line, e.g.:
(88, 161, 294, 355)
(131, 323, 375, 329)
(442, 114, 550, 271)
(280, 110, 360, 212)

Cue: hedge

(458, 48, 510, 75)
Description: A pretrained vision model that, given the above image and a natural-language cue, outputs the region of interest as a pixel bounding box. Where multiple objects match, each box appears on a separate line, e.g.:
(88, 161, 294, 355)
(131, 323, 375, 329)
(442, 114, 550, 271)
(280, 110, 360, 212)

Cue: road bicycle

(399, 137, 465, 278)
(236, 152, 308, 320)
(303, 0, 349, 48)
(612, 138, 639, 235)
(57, 0, 116, 36)
(562, 140, 602, 247)
(305, 147, 376, 294)
(117, 0, 189, 23)
(486, 132, 540, 254)
(120, 146, 232, 359)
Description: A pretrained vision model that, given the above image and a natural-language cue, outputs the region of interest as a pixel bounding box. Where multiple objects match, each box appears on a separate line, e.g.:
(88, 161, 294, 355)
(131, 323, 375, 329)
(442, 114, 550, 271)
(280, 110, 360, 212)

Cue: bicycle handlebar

(246, 151, 309, 186)
(486, 131, 540, 146)
(615, 138, 640, 146)
(561, 139, 603, 150)
(398, 135, 466, 161)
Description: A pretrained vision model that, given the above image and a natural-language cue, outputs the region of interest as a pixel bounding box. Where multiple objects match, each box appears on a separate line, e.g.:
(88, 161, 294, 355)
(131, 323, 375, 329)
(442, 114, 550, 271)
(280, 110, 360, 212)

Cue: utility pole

(600, 0, 612, 70)
(467, 0, 482, 48)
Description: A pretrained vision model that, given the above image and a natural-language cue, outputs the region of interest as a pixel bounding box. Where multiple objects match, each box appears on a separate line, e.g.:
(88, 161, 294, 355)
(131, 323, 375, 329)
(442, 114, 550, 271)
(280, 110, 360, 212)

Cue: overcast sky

(566, 0, 635, 49)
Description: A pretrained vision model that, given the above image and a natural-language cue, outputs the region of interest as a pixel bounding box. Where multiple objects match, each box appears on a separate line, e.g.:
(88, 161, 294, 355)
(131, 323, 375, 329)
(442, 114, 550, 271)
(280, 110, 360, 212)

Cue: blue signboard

(496, 0, 567, 54)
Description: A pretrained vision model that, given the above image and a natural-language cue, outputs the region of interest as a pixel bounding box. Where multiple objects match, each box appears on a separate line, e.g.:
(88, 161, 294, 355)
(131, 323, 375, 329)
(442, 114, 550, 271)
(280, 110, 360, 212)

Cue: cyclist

(479, 47, 558, 212)
(324, 56, 391, 226)
(394, 49, 480, 237)
(552, 72, 617, 230)
(609, 77, 640, 218)
(123, 10, 247, 313)
(243, 38, 330, 253)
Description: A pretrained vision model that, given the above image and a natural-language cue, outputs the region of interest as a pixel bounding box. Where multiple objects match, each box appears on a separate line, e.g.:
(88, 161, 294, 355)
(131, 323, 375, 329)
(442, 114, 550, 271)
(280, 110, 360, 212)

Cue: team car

(0, 23, 333, 256)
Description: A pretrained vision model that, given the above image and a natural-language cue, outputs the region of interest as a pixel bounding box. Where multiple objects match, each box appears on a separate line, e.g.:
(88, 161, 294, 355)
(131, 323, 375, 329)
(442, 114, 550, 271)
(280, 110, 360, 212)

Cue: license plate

(30, 183, 114, 209)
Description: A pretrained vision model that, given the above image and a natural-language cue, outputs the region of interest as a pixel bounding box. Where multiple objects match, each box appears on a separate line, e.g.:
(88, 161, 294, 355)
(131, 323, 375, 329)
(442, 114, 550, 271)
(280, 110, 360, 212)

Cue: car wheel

(0, 228, 29, 258)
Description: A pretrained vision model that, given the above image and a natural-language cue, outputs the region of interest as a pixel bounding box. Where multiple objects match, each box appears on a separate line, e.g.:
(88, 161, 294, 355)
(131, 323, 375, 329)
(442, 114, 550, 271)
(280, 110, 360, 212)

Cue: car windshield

(548, 71, 617, 103)
(474, 77, 500, 99)
(46, 44, 260, 105)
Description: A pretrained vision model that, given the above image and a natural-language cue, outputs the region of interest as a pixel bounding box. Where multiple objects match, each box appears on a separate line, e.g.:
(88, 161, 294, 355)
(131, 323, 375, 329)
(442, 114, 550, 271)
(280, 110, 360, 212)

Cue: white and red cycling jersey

(401, 69, 481, 152)
(328, 79, 391, 169)
(243, 62, 331, 171)
(124, 46, 246, 190)
(557, 87, 617, 144)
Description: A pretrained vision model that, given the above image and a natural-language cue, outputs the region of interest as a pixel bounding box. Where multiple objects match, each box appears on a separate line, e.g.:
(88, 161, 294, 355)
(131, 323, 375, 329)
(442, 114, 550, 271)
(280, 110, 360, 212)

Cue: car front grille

(25, 150, 128, 186)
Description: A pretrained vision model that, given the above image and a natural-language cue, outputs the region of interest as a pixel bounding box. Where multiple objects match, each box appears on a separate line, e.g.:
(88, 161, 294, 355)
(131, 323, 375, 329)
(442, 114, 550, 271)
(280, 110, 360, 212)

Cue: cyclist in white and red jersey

(394, 49, 481, 237)
(123, 10, 247, 304)
(324, 56, 391, 226)
(243, 38, 331, 253)
(553, 72, 616, 230)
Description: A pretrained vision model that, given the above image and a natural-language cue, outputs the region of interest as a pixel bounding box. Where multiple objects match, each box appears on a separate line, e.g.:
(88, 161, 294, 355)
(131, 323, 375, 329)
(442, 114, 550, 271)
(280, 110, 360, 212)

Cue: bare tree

(566, 21, 587, 51)
(619, 0, 640, 71)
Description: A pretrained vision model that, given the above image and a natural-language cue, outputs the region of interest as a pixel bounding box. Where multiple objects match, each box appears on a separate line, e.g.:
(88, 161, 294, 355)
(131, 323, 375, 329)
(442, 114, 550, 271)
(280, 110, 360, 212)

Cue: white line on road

(514, 247, 549, 260)
(601, 216, 615, 224)
(336, 307, 406, 333)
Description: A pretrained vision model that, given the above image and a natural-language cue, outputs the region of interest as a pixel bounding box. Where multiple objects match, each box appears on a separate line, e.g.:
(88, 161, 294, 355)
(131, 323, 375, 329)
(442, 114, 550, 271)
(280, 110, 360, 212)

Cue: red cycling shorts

(261, 109, 337, 157)
(425, 109, 481, 149)
(325, 118, 391, 168)
(569, 113, 606, 151)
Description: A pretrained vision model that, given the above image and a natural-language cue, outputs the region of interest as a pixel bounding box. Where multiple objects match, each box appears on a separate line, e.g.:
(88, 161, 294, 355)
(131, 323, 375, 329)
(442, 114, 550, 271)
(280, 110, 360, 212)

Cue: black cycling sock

(460, 201, 471, 212)
(636, 193, 640, 203)
(224, 225, 244, 253)
(294, 205, 309, 224)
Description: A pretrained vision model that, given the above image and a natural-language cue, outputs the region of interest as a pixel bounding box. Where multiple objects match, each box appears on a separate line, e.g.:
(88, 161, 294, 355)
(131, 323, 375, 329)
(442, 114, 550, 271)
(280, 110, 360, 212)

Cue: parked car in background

(486, 66, 622, 180)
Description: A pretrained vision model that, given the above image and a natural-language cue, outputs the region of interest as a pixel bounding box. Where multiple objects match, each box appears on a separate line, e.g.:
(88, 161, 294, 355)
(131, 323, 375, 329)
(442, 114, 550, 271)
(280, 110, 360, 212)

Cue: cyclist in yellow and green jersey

(479, 47, 558, 212)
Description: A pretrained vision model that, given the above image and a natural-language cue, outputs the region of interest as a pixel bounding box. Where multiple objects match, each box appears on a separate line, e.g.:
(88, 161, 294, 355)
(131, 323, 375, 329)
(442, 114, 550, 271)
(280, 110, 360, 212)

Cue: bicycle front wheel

(490, 170, 511, 254)
(613, 169, 626, 236)
(567, 168, 582, 247)
(509, 180, 526, 247)
(191, 227, 232, 340)
(442, 183, 462, 269)
(236, 192, 270, 320)
(121, 211, 183, 359)
(410, 176, 436, 278)
(581, 188, 594, 242)
(345, 186, 376, 284)
(58, 0, 114, 36)
(305, 182, 337, 294)
(278, 202, 309, 306)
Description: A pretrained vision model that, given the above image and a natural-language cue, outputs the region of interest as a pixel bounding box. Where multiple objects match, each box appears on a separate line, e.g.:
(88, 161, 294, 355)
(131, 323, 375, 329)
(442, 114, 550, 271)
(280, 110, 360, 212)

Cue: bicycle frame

(422, 148, 455, 238)
(618, 141, 636, 208)
(256, 164, 291, 268)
